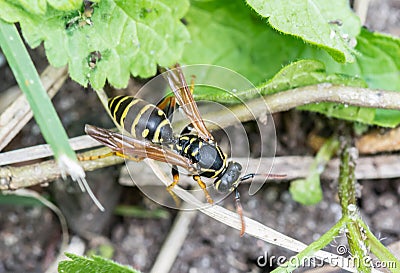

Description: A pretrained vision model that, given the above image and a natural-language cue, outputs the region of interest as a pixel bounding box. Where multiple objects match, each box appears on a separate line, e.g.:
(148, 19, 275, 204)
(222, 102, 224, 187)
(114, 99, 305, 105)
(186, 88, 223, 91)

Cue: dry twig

(0, 65, 68, 151)
(203, 84, 400, 131)
(0, 147, 123, 190)
(353, 0, 371, 24)
(149, 192, 200, 273)
(356, 127, 400, 154)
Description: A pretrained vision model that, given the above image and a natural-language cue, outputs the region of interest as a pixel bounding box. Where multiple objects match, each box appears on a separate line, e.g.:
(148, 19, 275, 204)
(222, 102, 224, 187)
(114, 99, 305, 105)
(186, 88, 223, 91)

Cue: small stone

(378, 192, 397, 208)
(372, 206, 400, 234)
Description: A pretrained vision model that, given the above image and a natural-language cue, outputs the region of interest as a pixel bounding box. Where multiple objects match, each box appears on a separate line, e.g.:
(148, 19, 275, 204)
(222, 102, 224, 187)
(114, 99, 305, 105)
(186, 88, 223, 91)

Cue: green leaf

(47, 0, 83, 11)
(192, 60, 366, 102)
(290, 172, 323, 205)
(114, 205, 169, 219)
(0, 193, 44, 206)
(246, 0, 360, 63)
(257, 59, 367, 95)
(183, 0, 399, 93)
(4, 0, 47, 15)
(86, 245, 115, 260)
(183, 0, 359, 84)
(0, 0, 83, 15)
(374, 109, 400, 128)
(0, 0, 190, 89)
(299, 103, 377, 125)
(184, 1, 400, 127)
(58, 253, 141, 273)
(290, 138, 339, 205)
(301, 28, 400, 127)
(321, 29, 400, 90)
(183, 0, 305, 84)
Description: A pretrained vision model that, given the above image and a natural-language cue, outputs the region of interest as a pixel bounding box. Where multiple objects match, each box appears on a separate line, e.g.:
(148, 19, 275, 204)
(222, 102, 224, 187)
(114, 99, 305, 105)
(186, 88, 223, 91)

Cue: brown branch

(0, 147, 123, 190)
(201, 84, 400, 131)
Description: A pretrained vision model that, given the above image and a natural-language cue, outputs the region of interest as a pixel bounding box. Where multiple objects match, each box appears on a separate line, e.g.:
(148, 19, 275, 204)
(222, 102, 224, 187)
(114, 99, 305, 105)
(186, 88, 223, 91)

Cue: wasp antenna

(235, 189, 245, 236)
(240, 173, 286, 182)
(240, 173, 256, 181)
(268, 174, 287, 179)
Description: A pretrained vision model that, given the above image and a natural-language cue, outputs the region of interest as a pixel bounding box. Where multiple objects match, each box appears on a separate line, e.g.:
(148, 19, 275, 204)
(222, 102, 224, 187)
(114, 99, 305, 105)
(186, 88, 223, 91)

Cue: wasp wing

(85, 125, 195, 172)
(162, 64, 214, 142)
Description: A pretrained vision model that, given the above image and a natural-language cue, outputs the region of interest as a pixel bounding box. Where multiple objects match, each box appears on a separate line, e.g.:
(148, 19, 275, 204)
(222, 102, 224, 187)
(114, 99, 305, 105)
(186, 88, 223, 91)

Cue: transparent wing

(85, 125, 196, 171)
(162, 64, 214, 142)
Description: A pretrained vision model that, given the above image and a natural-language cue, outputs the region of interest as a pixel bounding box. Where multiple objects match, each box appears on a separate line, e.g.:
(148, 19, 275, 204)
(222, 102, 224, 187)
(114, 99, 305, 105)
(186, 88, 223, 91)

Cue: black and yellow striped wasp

(85, 64, 269, 235)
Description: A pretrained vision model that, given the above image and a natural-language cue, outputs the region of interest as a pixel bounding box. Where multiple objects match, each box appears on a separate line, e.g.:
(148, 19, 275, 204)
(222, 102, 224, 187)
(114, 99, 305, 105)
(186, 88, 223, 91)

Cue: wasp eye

(214, 162, 242, 193)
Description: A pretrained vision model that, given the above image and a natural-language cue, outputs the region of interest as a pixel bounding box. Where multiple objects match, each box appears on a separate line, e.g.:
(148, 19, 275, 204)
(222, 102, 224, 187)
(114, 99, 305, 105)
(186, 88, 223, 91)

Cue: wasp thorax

(198, 143, 220, 169)
(176, 135, 226, 179)
(214, 161, 242, 193)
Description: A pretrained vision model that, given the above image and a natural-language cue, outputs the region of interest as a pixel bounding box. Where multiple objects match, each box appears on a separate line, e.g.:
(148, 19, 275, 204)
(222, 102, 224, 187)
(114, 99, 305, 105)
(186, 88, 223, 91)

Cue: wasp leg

(235, 188, 246, 236)
(78, 151, 143, 162)
(157, 95, 176, 122)
(166, 166, 181, 206)
(193, 175, 213, 204)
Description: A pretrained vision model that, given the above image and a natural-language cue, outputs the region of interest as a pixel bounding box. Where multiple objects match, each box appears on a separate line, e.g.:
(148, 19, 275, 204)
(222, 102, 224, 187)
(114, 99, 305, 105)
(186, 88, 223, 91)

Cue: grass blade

(0, 21, 74, 160)
(0, 20, 103, 211)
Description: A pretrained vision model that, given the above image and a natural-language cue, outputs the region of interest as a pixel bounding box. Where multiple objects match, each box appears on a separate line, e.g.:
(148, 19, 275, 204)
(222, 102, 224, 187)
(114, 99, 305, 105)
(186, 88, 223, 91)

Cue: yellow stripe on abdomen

(119, 99, 140, 129)
(152, 119, 171, 143)
(131, 104, 152, 138)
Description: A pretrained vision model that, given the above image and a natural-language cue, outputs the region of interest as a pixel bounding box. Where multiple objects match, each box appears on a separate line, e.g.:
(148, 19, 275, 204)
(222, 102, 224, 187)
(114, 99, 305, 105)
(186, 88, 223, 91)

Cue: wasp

(85, 64, 280, 235)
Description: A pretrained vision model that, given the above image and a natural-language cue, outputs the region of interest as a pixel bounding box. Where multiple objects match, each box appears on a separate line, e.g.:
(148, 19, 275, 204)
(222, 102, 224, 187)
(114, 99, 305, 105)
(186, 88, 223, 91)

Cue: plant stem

(357, 220, 400, 273)
(271, 217, 347, 273)
(198, 84, 400, 132)
(338, 136, 370, 273)
(338, 138, 357, 215)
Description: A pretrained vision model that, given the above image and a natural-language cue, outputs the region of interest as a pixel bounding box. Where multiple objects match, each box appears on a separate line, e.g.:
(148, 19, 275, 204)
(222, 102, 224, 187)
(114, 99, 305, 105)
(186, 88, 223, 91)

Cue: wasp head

(214, 161, 242, 193)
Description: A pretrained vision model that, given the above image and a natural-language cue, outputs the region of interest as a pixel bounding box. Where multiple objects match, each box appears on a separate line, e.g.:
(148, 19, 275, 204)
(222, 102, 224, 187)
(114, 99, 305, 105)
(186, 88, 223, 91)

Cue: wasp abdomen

(108, 95, 173, 144)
